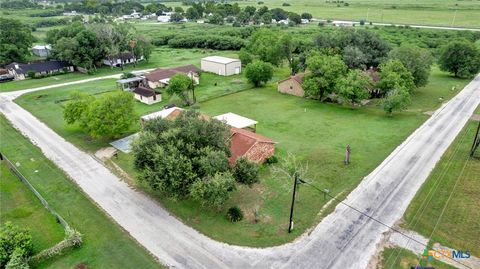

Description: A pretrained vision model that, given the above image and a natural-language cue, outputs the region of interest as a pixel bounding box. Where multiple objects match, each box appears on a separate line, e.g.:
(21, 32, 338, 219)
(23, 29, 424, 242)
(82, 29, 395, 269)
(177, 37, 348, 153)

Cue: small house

(132, 86, 162, 105)
(6, 61, 74, 80)
(157, 15, 171, 22)
(32, 45, 51, 57)
(144, 65, 200, 89)
(201, 56, 241, 76)
(333, 20, 355, 27)
(229, 127, 276, 165)
(277, 74, 305, 97)
(103, 52, 141, 67)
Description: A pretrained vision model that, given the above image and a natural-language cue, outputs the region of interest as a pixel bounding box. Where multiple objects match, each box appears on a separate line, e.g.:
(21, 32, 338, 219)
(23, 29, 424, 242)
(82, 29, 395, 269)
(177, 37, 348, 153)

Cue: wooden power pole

(470, 121, 480, 157)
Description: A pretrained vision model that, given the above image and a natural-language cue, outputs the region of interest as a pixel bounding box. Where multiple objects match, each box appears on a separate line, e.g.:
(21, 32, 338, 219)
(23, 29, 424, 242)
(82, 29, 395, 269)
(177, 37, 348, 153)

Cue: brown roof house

(277, 74, 305, 97)
(132, 86, 162, 105)
(145, 65, 200, 89)
(229, 127, 276, 165)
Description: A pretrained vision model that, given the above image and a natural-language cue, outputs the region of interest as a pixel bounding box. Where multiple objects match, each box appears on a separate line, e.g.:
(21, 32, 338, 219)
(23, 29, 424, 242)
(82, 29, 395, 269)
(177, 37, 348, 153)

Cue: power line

(298, 179, 473, 269)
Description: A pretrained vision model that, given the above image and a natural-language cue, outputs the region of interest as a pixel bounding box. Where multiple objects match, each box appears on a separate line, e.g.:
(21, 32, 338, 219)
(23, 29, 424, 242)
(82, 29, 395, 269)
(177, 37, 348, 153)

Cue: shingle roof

(6, 61, 72, 75)
(229, 127, 275, 164)
(278, 73, 304, 85)
(145, 65, 200, 82)
(106, 52, 135, 61)
(132, 86, 158, 97)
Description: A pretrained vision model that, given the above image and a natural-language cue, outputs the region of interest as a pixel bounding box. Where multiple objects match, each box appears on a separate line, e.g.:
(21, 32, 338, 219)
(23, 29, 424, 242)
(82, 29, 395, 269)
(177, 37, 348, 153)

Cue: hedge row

(166, 35, 245, 50)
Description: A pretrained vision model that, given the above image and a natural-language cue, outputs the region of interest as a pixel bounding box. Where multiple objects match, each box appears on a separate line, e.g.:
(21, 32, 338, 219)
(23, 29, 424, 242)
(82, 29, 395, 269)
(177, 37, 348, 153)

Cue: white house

(200, 56, 241, 76)
(333, 20, 355, 27)
(32, 45, 51, 57)
(103, 52, 142, 67)
(132, 86, 162, 105)
(63, 10, 77, 16)
(157, 15, 171, 22)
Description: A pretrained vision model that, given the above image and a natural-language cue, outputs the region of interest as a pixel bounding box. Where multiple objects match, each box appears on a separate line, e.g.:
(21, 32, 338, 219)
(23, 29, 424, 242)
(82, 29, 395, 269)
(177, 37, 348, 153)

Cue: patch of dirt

(231, 79, 243, 84)
(76, 263, 88, 269)
(94, 147, 117, 160)
(471, 114, 480, 121)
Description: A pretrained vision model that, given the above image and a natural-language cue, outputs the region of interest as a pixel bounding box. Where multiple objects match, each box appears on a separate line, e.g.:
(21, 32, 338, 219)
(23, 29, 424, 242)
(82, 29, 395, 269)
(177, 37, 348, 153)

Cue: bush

(0, 222, 33, 266)
(5, 249, 29, 269)
(26, 71, 36, 79)
(244, 61, 274, 87)
(190, 172, 235, 209)
(257, 1, 264, 4)
(282, 3, 291, 6)
(167, 35, 245, 50)
(227, 206, 244, 222)
(265, 155, 278, 164)
(233, 157, 259, 185)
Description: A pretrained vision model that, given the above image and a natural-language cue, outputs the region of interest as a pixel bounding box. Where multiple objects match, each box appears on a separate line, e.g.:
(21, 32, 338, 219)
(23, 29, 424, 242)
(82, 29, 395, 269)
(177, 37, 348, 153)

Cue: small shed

(213, 112, 257, 131)
(277, 74, 305, 97)
(32, 45, 51, 57)
(201, 56, 241, 76)
(132, 86, 162, 105)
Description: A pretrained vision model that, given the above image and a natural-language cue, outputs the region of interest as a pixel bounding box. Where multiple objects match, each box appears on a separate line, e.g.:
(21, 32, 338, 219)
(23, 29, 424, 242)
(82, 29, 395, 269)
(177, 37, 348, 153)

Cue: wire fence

(0, 151, 70, 230)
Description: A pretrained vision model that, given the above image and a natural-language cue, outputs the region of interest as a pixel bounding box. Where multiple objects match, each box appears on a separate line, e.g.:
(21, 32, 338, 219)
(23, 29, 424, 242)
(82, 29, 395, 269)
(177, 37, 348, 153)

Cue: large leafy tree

(377, 59, 415, 95)
(64, 91, 136, 138)
(389, 44, 433, 87)
(132, 111, 233, 202)
(166, 73, 195, 105)
(336, 69, 371, 105)
(245, 61, 274, 87)
(0, 19, 34, 64)
(245, 28, 283, 66)
(279, 35, 298, 75)
(438, 40, 480, 78)
(303, 51, 347, 100)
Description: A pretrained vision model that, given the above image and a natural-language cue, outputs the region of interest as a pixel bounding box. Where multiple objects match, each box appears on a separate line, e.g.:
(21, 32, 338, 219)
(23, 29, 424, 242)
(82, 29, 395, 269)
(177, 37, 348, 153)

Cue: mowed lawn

(0, 115, 162, 268)
(1, 47, 239, 92)
(402, 120, 480, 256)
(0, 163, 65, 254)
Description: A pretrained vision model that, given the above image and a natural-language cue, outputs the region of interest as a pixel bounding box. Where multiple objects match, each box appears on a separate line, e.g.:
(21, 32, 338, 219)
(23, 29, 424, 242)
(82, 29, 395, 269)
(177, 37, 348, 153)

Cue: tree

(238, 48, 253, 66)
(185, 7, 200, 20)
(343, 46, 368, 69)
(0, 222, 33, 266)
(245, 28, 283, 65)
(132, 111, 232, 199)
(336, 70, 371, 105)
(389, 44, 433, 87)
(133, 35, 154, 63)
(279, 35, 298, 75)
(245, 61, 274, 87)
(301, 12, 312, 20)
(5, 249, 29, 269)
(377, 59, 415, 95)
(303, 51, 347, 100)
(0, 19, 34, 65)
(233, 157, 259, 186)
(190, 172, 236, 208)
(85, 92, 136, 138)
(170, 12, 184, 23)
(288, 12, 301, 25)
(208, 13, 224, 25)
(63, 92, 93, 126)
(166, 73, 195, 105)
(439, 40, 480, 78)
(383, 88, 411, 114)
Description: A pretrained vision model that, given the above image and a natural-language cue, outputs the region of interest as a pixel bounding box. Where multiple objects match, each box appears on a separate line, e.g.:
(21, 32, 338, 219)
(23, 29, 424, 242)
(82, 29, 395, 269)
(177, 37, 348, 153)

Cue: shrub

(190, 172, 236, 208)
(5, 249, 29, 269)
(233, 157, 259, 185)
(244, 61, 274, 87)
(0, 222, 33, 266)
(282, 3, 291, 6)
(265, 155, 278, 164)
(360, 19, 365, 26)
(26, 70, 36, 79)
(167, 35, 245, 50)
(227, 206, 243, 222)
(257, 1, 264, 4)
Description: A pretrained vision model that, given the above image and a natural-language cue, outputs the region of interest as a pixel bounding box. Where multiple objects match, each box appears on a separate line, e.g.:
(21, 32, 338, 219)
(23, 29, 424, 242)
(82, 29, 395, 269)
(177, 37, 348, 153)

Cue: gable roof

(202, 56, 240, 64)
(106, 52, 135, 61)
(145, 65, 200, 82)
(229, 127, 275, 164)
(132, 86, 158, 97)
(6, 61, 72, 75)
(278, 73, 304, 85)
(140, 107, 185, 121)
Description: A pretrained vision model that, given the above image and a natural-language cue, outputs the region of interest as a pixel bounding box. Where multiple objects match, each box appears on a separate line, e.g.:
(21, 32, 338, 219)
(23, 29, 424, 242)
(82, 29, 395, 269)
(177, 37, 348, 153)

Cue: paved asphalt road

(1, 74, 479, 269)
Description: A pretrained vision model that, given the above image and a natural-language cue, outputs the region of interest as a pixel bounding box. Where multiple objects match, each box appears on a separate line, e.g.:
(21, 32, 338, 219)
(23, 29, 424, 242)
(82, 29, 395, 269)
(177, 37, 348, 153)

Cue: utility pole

(470, 121, 480, 157)
(288, 173, 299, 233)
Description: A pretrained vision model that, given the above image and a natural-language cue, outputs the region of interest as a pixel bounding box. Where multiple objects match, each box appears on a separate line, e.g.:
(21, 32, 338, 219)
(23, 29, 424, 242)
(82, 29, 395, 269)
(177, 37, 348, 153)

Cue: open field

(401, 119, 480, 257)
(227, 0, 480, 28)
(0, 163, 65, 254)
(0, 115, 162, 268)
(378, 247, 456, 269)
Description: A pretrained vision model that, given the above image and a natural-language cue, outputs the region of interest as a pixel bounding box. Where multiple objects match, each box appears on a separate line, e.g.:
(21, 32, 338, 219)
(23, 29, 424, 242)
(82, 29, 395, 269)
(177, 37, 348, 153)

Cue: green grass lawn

(224, 0, 480, 27)
(1, 47, 239, 92)
(401, 120, 480, 257)
(0, 163, 65, 254)
(378, 247, 456, 269)
(0, 115, 162, 268)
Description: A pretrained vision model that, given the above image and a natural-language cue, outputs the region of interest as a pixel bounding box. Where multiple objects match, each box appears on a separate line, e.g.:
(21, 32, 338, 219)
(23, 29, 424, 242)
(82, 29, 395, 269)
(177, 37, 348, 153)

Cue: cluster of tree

(47, 22, 153, 70)
(153, 27, 254, 48)
(167, 35, 245, 50)
(302, 43, 433, 114)
(29, 10, 64, 17)
(314, 29, 391, 69)
(0, 0, 39, 9)
(132, 111, 259, 208)
(34, 18, 70, 28)
(0, 222, 33, 269)
(63, 91, 136, 138)
(0, 19, 34, 65)
(63, 0, 145, 15)
(438, 40, 480, 78)
(166, 73, 197, 106)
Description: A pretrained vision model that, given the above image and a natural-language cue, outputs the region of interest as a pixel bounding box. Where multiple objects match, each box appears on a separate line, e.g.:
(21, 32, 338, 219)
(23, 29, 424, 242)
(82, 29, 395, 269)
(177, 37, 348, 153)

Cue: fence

(0, 152, 70, 229)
